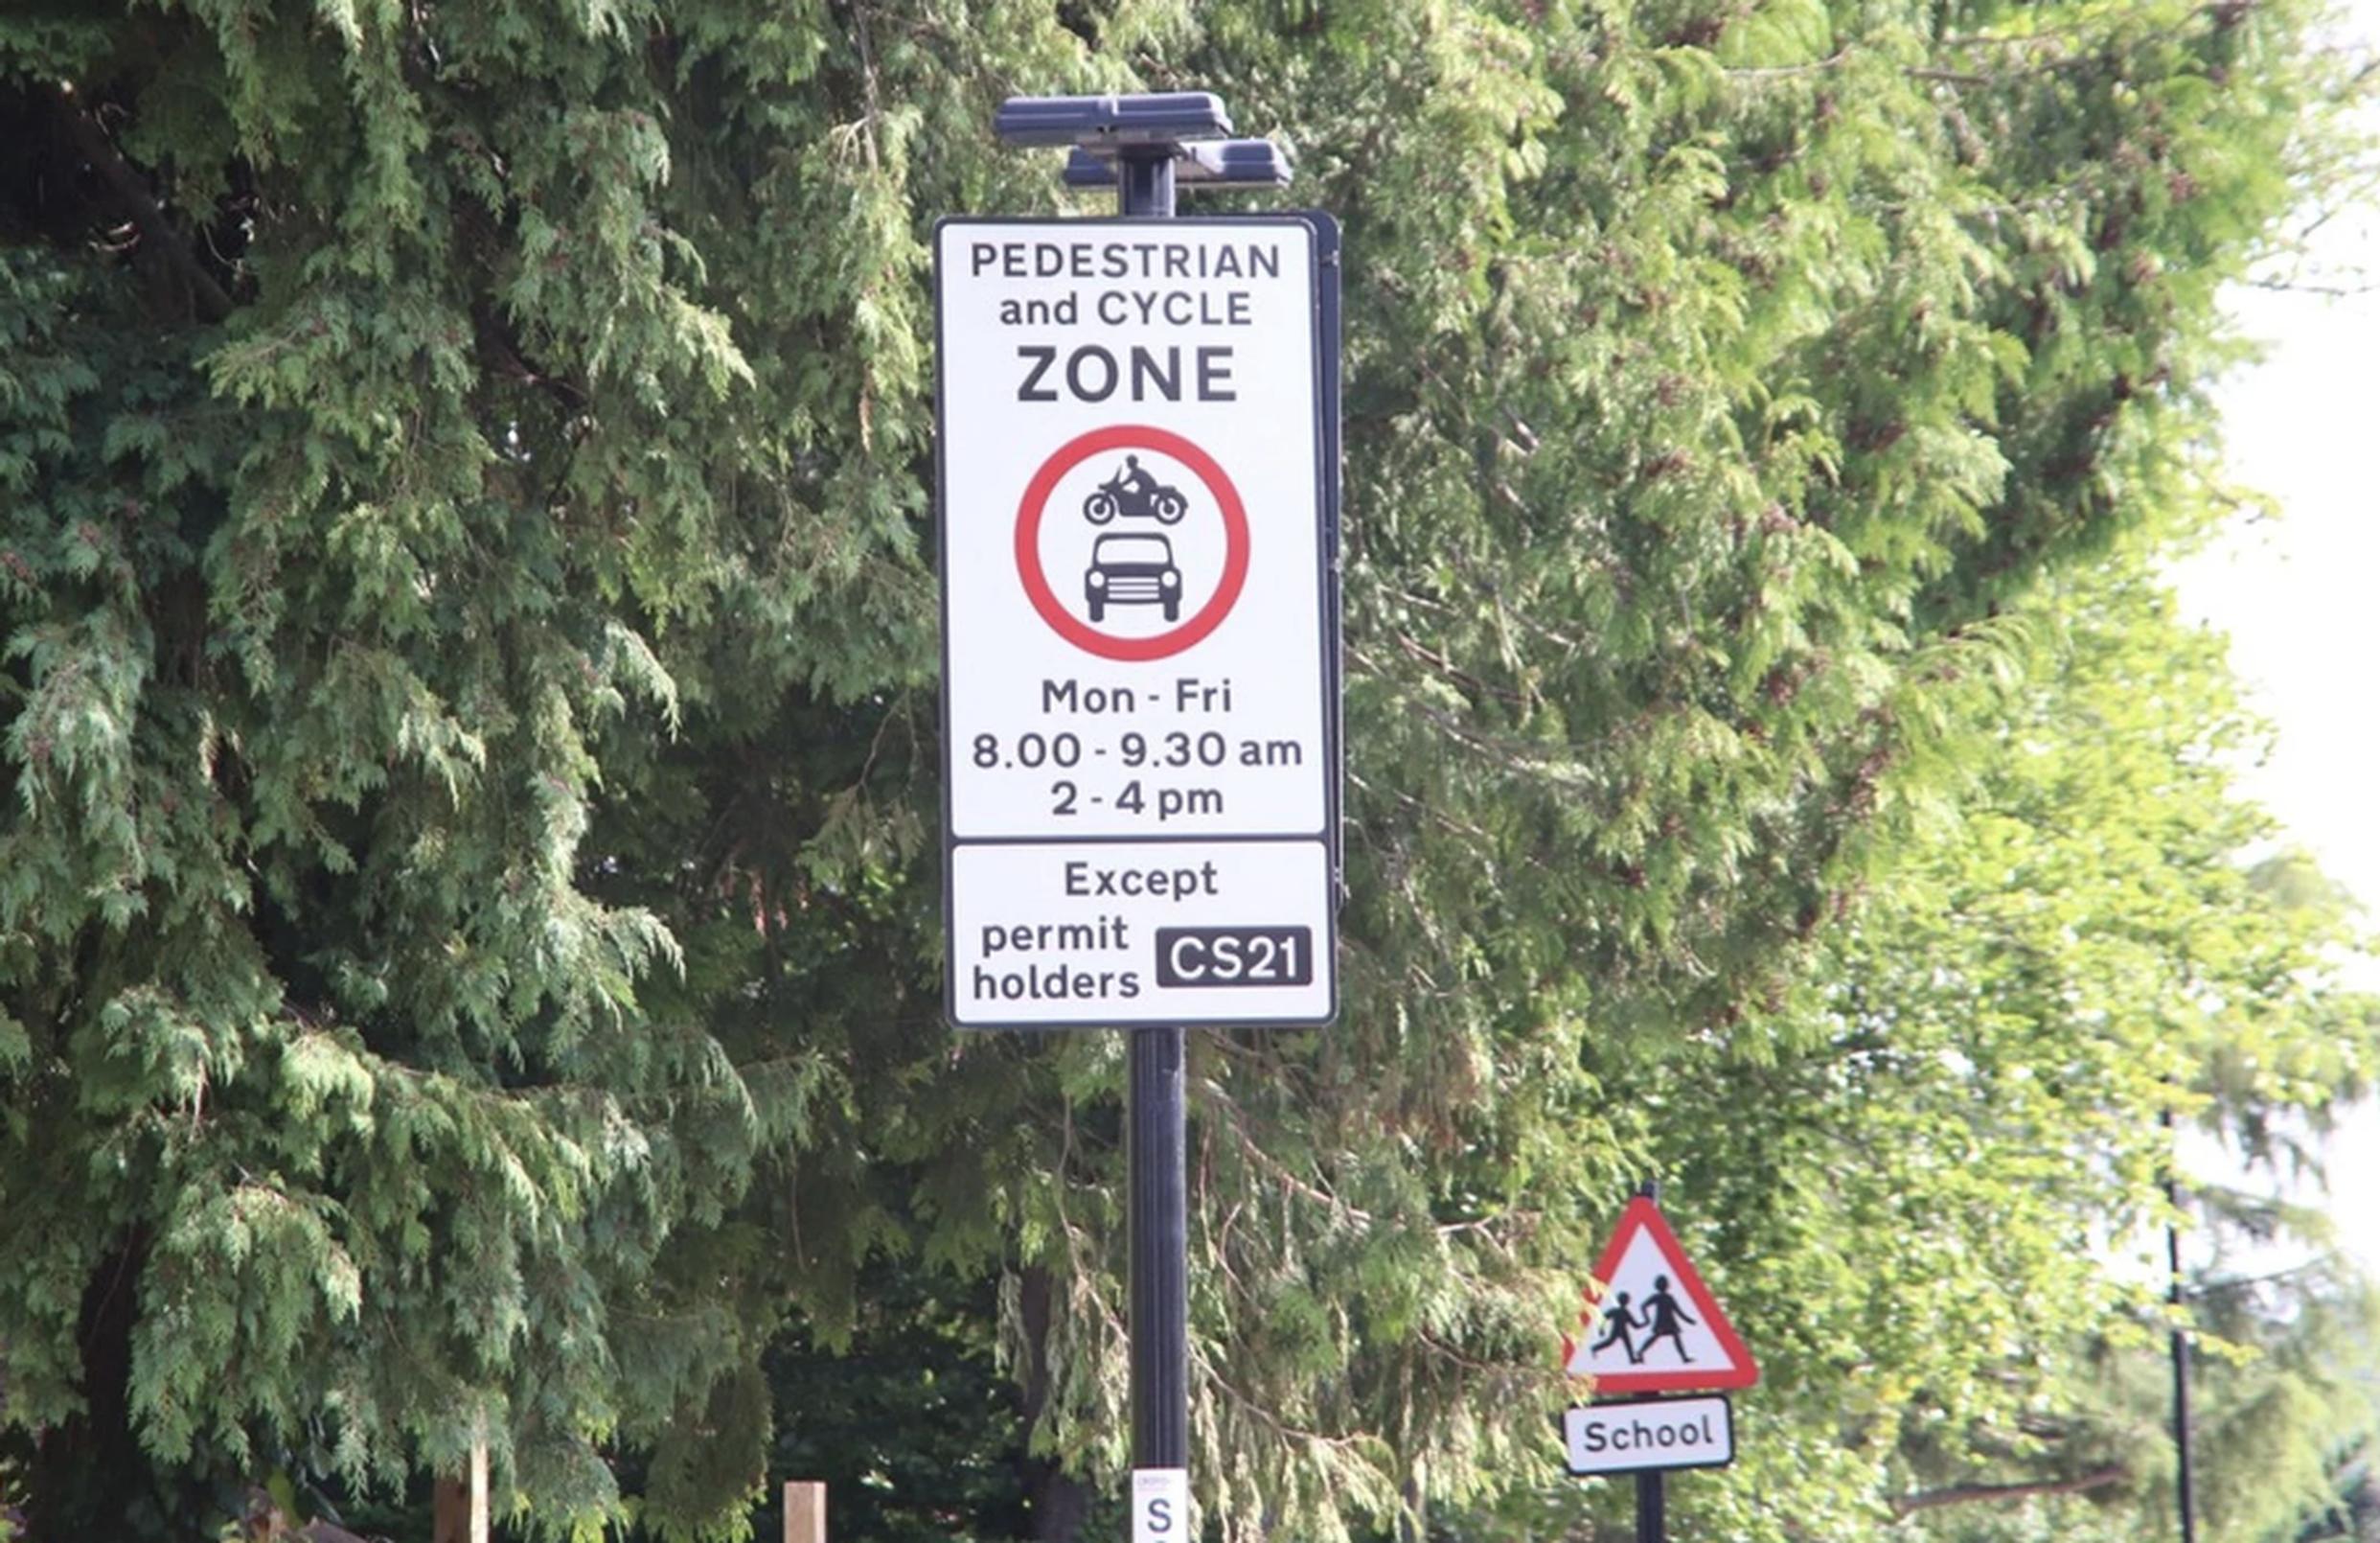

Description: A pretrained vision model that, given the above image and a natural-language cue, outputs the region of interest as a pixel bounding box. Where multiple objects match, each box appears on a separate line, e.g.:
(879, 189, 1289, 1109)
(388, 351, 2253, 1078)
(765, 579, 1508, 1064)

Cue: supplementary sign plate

(1131, 1467, 1190, 1542)
(950, 841, 1331, 1025)
(1563, 1395, 1734, 1477)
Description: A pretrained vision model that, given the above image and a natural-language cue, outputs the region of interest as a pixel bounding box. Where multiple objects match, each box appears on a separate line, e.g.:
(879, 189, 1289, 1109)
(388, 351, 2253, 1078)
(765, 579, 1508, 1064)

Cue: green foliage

(0, 0, 2371, 1539)
(1445, 532, 2378, 1543)
(743, 1264, 1117, 1543)
(1883, 1228, 2380, 1543)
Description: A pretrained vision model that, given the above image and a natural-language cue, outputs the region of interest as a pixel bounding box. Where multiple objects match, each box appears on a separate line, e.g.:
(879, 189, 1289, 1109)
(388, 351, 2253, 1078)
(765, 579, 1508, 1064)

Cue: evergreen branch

(2195, 1253, 2355, 1297)
(1407, 700, 1583, 776)
(1725, 49, 1855, 81)
(2237, 274, 2380, 297)
(1933, 1, 2268, 60)
(1346, 647, 1575, 777)
(1389, 582, 1592, 655)
(1731, 4, 2259, 88)
(2285, 165, 2380, 243)
(840, 1, 886, 175)
(1197, 1349, 1385, 1459)
(1048, 1096, 1129, 1352)
(1434, 1212, 1536, 1249)
(1393, 631, 1529, 707)
(469, 300, 590, 413)
(1889, 1463, 2130, 1515)
(1202, 1082, 1378, 1229)
(1725, 54, 2133, 86)
(1414, 1325, 1520, 1378)
(51, 84, 235, 324)
(1717, 50, 2027, 84)
(1938, 19, 2116, 49)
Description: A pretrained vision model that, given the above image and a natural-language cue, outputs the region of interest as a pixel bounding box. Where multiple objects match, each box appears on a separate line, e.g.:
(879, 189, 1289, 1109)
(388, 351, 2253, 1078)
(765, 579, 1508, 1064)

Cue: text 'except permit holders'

(949, 840, 1334, 1028)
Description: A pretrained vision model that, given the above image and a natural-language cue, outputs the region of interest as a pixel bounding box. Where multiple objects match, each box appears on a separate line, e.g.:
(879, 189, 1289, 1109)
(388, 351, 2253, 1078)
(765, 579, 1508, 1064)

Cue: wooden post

(783, 1481, 826, 1543)
(431, 1439, 489, 1543)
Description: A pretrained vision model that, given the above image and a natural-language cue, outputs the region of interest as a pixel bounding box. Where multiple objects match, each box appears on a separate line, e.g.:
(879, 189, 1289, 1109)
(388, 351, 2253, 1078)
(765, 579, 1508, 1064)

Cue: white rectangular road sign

(951, 841, 1332, 1026)
(935, 217, 1338, 1029)
(1563, 1395, 1735, 1477)
(1131, 1467, 1191, 1543)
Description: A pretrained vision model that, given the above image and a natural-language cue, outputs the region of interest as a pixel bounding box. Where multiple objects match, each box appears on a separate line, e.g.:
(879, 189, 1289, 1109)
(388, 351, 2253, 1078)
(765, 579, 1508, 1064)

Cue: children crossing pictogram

(1562, 1196, 1758, 1393)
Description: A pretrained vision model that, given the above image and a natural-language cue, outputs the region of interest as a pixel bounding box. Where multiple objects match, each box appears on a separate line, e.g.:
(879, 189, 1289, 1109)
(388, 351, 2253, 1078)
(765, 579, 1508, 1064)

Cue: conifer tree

(1477, 549, 2380, 1542)
(1, 2, 2369, 1538)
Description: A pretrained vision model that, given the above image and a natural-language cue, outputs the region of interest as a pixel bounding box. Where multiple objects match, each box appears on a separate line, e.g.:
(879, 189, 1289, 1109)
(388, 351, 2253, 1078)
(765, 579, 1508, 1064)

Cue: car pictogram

(1086, 532, 1182, 622)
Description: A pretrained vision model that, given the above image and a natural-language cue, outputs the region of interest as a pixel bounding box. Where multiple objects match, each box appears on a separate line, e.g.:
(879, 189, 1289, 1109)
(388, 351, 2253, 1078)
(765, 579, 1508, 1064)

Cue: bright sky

(2170, 0, 2380, 1272)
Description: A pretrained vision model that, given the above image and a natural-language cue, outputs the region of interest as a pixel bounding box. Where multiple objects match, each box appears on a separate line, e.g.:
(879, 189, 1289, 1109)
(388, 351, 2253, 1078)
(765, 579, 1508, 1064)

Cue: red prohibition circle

(1014, 425, 1249, 662)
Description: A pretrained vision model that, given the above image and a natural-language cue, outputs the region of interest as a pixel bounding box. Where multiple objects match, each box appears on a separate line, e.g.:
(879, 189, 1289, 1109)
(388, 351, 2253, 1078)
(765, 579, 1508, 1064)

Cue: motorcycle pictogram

(1082, 455, 1188, 525)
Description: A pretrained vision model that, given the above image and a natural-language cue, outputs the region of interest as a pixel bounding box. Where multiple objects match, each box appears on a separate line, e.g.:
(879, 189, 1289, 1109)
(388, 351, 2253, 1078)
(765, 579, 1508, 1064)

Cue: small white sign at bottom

(1132, 1467, 1191, 1541)
(1564, 1395, 1734, 1476)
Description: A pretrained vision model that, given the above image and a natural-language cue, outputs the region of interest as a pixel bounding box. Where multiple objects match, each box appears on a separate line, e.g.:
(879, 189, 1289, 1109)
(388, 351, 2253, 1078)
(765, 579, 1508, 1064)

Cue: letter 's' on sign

(1132, 1467, 1190, 1540)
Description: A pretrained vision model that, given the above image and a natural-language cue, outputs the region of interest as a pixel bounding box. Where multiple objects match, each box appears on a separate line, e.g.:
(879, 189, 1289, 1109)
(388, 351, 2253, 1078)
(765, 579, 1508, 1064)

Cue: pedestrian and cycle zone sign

(934, 216, 1339, 1029)
(1559, 1197, 1758, 1475)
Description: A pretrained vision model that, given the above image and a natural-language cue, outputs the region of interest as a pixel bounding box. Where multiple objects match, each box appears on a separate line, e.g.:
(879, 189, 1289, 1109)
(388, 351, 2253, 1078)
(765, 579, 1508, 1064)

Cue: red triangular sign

(1560, 1197, 1758, 1393)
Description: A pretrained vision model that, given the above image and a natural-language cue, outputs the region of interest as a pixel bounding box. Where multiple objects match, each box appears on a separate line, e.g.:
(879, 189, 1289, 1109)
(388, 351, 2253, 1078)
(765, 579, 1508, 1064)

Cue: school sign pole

(950, 94, 1342, 1538)
(1562, 1186, 1761, 1543)
(1634, 1183, 1665, 1543)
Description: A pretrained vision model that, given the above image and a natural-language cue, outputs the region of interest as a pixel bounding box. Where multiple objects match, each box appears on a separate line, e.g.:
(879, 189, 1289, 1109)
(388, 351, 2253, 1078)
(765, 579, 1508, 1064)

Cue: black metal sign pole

(2163, 1109, 2197, 1543)
(1114, 147, 1194, 1491)
(1129, 1021, 1191, 1476)
(1115, 141, 1193, 1489)
(1635, 1178, 1665, 1543)
(1636, 1464, 1666, 1543)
